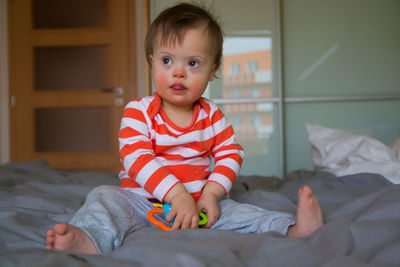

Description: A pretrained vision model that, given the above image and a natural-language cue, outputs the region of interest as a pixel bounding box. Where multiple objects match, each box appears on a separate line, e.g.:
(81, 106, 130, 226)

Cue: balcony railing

(223, 70, 272, 86)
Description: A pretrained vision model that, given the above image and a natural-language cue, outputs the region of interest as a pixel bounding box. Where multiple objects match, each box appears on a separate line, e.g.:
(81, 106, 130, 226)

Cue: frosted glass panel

(285, 100, 400, 173)
(219, 103, 281, 177)
(33, 0, 108, 29)
(35, 108, 110, 152)
(151, 0, 281, 177)
(34, 46, 111, 91)
(150, 0, 276, 35)
(283, 0, 400, 97)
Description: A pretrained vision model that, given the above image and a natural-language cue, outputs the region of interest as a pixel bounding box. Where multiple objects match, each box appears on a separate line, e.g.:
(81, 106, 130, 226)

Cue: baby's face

(150, 27, 217, 111)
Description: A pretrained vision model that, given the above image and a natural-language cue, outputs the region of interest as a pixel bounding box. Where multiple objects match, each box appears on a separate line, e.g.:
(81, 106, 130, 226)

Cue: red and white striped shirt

(118, 93, 244, 202)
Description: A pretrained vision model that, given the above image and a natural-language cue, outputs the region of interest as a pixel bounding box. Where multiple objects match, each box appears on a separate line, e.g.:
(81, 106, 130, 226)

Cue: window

(248, 88, 260, 98)
(247, 60, 258, 73)
(229, 63, 240, 76)
(231, 89, 241, 98)
(250, 114, 261, 128)
(231, 115, 242, 129)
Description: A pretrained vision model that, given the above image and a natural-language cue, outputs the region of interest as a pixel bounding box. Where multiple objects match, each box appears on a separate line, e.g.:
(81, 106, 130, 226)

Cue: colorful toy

(147, 203, 208, 231)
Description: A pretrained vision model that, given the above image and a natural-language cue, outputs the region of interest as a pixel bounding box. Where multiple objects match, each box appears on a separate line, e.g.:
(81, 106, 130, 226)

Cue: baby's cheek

(155, 73, 168, 87)
(190, 76, 208, 92)
(190, 77, 202, 88)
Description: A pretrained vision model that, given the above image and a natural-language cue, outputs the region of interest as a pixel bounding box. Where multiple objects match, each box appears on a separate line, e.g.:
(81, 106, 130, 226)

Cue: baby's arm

(163, 183, 199, 230)
(207, 105, 244, 195)
(197, 103, 244, 227)
(196, 182, 225, 228)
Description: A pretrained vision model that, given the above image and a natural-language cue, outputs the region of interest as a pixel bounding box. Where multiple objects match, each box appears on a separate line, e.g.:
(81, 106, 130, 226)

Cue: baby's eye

(162, 57, 172, 65)
(188, 60, 199, 67)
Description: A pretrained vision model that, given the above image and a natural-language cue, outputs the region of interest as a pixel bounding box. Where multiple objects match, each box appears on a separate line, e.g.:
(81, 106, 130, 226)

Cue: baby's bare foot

(46, 223, 98, 255)
(287, 186, 323, 238)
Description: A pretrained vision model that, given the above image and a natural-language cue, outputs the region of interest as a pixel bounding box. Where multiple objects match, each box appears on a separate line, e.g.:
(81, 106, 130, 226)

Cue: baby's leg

(46, 223, 98, 255)
(212, 186, 323, 237)
(212, 199, 296, 235)
(46, 185, 154, 254)
(287, 185, 323, 238)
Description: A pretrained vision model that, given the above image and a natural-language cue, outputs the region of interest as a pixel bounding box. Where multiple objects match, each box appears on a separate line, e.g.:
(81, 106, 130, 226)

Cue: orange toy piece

(147, 208, 172, 231)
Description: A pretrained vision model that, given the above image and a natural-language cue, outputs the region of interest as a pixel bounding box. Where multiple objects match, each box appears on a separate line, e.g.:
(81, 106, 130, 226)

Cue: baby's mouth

(170, 83, 188, 94)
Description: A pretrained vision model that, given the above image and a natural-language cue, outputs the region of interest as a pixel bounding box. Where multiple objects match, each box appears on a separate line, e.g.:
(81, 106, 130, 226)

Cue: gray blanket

(0, 160, 399, 266)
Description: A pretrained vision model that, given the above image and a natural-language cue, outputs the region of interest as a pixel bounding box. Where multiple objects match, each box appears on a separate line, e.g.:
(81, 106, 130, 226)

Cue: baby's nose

(173, 67, 186, 79)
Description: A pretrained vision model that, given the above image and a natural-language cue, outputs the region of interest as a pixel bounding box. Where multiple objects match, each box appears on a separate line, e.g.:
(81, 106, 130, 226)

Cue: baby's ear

(148, 55, 154, 75)
(209, 64, 218, 81)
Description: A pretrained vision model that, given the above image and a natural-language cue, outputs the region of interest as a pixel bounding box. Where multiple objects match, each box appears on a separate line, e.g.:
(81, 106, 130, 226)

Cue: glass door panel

(219, 103, 281, 177)
(283, 0, 400, 97)
(34, 46, 112, 91)
(151, 0, 281, 177)
(33, 0, 108, 29)
(284, 0, 400, 176)
(35, 107, 111, 152)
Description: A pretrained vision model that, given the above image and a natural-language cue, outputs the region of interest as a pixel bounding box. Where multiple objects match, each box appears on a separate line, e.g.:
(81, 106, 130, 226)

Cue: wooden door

(8, 0, 137, 173)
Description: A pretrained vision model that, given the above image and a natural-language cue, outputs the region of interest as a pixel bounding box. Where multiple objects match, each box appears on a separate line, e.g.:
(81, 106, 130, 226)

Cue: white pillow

(389, 137, 400, 161)
(306, 123, 400, 184)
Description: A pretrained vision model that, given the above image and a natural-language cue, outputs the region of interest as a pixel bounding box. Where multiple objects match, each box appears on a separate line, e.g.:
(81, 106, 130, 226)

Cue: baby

(46, 3, 323, 255)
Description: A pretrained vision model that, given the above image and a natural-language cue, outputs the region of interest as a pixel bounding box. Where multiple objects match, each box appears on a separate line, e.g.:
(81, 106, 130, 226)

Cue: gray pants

(70, 185, 295, 254)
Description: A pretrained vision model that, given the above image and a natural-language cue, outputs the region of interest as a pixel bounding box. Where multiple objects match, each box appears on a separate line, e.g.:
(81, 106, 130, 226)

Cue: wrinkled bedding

(306, 123, 400, 184)
(1, 160, 400, 266)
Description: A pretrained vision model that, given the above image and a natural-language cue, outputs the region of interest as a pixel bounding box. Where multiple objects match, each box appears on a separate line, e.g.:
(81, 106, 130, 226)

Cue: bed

(1, 124, 400, 266)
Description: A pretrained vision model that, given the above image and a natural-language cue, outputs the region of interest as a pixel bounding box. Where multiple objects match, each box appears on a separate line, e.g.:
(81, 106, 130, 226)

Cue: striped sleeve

(119, 99, 180, 201)
(206, 101, 244, 193)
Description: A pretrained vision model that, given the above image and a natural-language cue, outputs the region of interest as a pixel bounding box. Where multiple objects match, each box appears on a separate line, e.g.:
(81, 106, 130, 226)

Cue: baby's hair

(145, 3, 223, 70)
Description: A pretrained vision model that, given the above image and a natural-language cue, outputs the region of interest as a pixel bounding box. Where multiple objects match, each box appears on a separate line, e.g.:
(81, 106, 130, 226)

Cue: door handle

(101, 87, 124, 106)
(101, 87, 123, 96)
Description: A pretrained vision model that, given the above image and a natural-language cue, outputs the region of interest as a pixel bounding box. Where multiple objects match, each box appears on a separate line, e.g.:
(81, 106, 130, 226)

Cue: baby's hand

(168, 192, 199, 230)
(196, 191, 220, 228)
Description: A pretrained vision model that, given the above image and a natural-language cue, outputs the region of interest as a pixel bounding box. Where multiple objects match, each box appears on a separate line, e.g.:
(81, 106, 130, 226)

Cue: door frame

(6, 0, 148, 172)
(0, 0, 9, 164)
